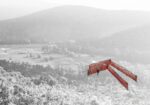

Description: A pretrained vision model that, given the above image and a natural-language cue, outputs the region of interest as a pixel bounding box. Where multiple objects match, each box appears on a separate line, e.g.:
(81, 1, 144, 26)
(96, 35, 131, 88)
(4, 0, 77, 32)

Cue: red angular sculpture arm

(108, 66, 128, 90)
(110, 61, 137, 81)
(88, 63, 98, 75)
(88, 61, 108, 75)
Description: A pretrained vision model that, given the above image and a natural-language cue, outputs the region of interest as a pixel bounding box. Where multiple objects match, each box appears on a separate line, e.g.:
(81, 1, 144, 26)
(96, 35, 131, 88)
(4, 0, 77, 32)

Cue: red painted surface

(88, 59, 137, 90)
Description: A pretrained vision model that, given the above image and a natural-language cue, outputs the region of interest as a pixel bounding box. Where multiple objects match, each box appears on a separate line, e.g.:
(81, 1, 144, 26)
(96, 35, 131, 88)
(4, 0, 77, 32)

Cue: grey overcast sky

(0, 0, 150, 20)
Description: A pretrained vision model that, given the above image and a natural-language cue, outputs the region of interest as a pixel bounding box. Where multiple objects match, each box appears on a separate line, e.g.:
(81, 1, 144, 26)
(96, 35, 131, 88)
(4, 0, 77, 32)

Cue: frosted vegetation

(0, 59, 150, 105)
(0, 43, 149, 105)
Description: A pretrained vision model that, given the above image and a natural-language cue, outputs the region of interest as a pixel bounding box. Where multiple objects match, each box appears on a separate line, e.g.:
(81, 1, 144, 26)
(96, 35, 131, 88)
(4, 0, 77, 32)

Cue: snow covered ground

(0, 45, 150, 105)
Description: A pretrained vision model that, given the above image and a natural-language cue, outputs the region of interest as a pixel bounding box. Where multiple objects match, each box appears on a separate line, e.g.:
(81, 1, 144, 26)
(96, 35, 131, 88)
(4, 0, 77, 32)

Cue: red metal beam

(110, 61, 137, 81)
(108, 66, 128, 90)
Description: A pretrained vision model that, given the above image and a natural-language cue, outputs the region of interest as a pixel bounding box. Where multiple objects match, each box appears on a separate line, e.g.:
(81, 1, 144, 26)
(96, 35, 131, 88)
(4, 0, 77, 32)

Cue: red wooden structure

(88, 59, 137, 90)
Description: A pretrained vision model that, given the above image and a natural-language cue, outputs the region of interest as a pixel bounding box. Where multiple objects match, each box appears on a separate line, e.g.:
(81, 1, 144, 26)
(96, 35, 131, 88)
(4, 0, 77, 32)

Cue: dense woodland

(0, 59, 86, 82)
(0, 58, 149, 105)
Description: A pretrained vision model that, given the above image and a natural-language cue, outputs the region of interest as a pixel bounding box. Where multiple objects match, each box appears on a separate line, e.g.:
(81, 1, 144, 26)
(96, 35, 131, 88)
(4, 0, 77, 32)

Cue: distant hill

(97, 24, 150, 50)
(89, 25, 150, 64)
(0, 5, 150, 44)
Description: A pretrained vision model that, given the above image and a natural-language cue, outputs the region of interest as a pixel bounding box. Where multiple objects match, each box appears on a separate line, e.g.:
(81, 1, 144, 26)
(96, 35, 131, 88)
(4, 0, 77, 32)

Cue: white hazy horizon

(0, 0, 150, 20)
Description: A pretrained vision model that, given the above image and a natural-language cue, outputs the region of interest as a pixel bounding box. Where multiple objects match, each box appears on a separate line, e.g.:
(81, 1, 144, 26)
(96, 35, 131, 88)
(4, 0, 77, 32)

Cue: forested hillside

(0, 6, 150, 44)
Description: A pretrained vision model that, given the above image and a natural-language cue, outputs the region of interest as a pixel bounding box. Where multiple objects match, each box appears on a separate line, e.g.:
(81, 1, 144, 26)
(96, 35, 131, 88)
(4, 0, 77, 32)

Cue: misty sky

(0, 0, 150, 20)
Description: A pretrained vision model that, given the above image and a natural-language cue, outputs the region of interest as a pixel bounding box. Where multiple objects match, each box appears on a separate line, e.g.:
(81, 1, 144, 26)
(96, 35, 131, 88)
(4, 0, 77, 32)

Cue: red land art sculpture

(87, 59, 137, 90)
